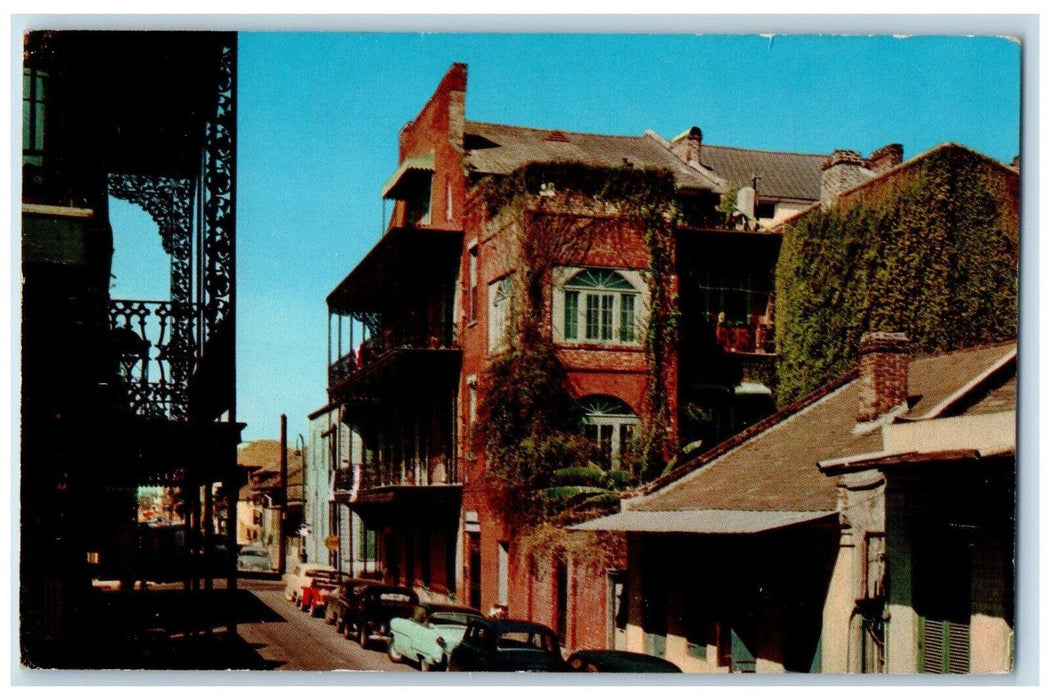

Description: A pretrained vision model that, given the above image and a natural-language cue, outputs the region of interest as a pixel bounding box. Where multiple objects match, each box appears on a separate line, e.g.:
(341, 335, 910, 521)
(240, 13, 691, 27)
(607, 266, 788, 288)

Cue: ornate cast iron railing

(328, 353, 357, 389)
(110, 300, 199, 420)
(105, 39, 237, 420)
(333, 459, 459, 497)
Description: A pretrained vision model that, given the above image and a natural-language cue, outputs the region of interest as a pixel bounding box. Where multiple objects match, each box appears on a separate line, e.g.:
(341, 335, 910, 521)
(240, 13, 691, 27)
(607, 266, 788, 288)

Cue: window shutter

(922, 617, 970, 673)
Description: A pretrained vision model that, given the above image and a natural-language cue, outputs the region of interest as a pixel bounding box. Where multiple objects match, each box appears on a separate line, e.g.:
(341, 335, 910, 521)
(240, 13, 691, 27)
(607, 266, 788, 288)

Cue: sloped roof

(624, 341, 1017, 515)
(965, 375, 1017, 416)
(463, 121, 828, 203)
(775, 142, 1018, 231)
(463, 121, 723, 192)
(699, 144, 826, 202)
(237, 439, 283, 472)
(237, 439, 305, 494)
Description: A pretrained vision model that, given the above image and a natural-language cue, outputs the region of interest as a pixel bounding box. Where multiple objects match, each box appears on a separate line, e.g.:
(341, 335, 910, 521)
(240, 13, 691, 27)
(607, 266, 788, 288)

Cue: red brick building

(324, 63, 842, 651)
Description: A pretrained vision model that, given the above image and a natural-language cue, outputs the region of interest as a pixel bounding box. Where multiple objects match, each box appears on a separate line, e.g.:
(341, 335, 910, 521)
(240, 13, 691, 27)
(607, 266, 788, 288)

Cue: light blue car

(387, 602, 483, 671)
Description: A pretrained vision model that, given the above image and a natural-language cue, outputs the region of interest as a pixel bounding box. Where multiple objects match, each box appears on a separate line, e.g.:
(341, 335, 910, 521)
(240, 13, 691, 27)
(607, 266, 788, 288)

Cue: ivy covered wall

(774, 144, 1019, 405)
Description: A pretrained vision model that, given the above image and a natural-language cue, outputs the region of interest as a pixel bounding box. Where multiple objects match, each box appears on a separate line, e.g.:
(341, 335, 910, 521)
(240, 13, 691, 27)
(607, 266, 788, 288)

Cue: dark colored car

(447, 618, 567, 672)
(342, 583, 419, 649)
(324, 577, 383, 631)
(566, 650, 682, 673)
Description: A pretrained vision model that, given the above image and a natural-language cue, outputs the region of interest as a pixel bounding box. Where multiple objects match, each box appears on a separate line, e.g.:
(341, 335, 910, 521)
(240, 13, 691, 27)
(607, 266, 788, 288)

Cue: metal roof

(381, 153, 435, 199)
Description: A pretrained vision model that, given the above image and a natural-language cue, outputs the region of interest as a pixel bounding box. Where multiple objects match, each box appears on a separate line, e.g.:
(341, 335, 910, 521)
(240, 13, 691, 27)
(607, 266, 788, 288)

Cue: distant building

(303, 404, 376, 575)
(237, 439, 305, 572)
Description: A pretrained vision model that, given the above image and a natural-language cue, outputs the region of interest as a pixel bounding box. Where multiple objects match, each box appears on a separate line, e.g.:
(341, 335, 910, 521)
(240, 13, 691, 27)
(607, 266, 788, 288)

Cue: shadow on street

(25, 583, 287, 670)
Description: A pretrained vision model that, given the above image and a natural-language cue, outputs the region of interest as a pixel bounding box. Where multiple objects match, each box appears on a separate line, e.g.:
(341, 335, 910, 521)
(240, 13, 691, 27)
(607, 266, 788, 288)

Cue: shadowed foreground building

(20, 31, 241, 667)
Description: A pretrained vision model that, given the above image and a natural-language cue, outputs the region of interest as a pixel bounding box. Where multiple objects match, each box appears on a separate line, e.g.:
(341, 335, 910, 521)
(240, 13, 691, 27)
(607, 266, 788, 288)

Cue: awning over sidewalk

(570, 509, 836, 535)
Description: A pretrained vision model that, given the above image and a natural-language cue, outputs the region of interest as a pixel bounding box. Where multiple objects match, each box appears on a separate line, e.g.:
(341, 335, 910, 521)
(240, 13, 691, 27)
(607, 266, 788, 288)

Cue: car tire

(357, 624, 369, 649)
(387, 640, 403, 664)
(420, 656, 438, 672)
(343, 620, 354, 640)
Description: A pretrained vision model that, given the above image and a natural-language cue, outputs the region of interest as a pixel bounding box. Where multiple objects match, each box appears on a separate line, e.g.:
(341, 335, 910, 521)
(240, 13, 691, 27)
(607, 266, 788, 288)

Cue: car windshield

(429, 612, 474, 626)
(496, 630, 558, 653)
(372, 591, 413, 604)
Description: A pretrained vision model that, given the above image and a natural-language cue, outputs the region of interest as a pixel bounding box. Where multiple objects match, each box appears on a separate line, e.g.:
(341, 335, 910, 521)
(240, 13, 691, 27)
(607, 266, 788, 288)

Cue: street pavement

(237, 579, 415, 673)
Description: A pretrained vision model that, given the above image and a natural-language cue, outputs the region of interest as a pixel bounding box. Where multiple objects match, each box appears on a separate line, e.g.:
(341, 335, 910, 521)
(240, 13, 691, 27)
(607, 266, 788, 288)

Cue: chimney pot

(670, 126, 704, 168)
(821, 149, 873, 206)
(868, 144, 904, 175)
(857, 332, 910, 423)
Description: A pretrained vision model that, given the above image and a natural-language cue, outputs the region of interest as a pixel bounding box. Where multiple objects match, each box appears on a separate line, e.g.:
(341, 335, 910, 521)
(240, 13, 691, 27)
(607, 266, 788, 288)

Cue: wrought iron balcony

(333, 459, 460, 501)
(327, 328, 460, 399)
(110, 299, 199, 420)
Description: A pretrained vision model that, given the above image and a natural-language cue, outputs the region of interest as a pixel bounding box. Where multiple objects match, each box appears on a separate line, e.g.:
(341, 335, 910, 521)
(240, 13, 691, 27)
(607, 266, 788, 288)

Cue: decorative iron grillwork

(106, 174, 194, 304)
(110, 300, 199, 420)
(106, 38, 237, 420)
(200, 41, 236, 340)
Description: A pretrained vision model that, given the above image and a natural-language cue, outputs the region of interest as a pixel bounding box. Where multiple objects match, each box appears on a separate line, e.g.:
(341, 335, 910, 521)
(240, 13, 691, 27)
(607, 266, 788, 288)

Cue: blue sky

(108, 33, 1021, 442)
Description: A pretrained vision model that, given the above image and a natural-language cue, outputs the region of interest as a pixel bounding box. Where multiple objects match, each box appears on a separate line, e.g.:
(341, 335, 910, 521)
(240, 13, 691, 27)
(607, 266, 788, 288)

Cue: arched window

(578, 395, 638, 470)
(560, 269, 640, 345)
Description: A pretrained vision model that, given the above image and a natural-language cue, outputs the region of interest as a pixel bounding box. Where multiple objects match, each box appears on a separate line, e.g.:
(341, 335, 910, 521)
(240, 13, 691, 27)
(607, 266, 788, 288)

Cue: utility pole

(278, 413, 288, 577)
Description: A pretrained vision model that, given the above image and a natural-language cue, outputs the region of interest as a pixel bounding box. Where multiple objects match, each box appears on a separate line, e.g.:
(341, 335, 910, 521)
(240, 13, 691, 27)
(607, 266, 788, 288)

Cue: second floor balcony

(332, 462, 463, 511)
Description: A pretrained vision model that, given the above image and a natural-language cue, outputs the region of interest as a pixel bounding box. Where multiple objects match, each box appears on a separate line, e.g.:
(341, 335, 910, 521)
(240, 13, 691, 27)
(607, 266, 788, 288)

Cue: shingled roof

(463, 121, 723, 192)
(699, 144, 826, 202)
(463, 121, 828, 204)
(237, 439, 305, 500)
(576, 341, 1015, 530)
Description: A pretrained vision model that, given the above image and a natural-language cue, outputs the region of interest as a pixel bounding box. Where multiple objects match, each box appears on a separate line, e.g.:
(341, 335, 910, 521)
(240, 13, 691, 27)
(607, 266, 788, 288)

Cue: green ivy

(775, 146, 1018, 404)
(476, 162, 682, 534)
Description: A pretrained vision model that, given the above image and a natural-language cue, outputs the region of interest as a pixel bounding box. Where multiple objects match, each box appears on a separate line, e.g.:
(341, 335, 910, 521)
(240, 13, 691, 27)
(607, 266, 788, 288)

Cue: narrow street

(237, 580, 413, 673)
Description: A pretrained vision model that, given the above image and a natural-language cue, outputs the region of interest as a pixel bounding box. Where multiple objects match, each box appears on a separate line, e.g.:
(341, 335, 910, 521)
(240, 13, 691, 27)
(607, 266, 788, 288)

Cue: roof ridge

(465, 119, 649, 141)
(910, 338, 1017, 363)
(702, 143, 828, 159)
(776, 142, 1017, 229)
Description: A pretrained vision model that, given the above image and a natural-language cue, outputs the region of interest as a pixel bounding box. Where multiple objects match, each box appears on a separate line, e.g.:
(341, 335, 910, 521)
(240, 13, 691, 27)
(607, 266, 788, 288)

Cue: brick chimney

(821, 149, 873, 206)
(868, 144, 903, 175)
(857, 332, 910, 424)
(670, 126, 703, 168)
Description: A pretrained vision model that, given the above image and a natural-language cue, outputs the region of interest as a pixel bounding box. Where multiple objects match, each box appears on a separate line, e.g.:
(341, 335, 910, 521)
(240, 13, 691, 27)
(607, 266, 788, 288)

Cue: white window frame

(553, 267, 646, 347)
(578, 396, 639, 470)
(488, 276, 513, 353)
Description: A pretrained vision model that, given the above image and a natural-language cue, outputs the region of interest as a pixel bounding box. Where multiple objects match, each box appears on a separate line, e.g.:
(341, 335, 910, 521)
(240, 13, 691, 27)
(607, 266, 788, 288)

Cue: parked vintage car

(236, 545, 272, 573)
(342, 583, 419, 649)
(447, 618, 567, 672)
(300, 570, 351, 615)
(282, 563, 335, 603)
(566, 650, 682, 673)
(324, 577, 383, 630)
(387, 602, 483, 671)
